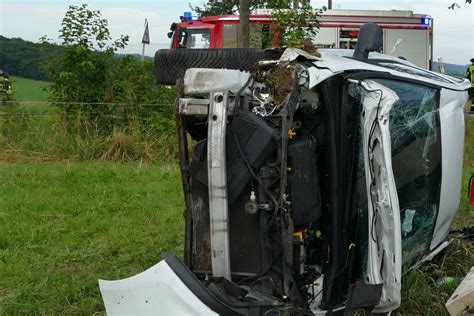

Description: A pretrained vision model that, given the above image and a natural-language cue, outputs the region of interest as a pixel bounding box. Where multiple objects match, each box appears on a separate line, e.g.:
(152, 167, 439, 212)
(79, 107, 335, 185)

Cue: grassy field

(9, 76, 51, 102)
(0, 162, 184, 314)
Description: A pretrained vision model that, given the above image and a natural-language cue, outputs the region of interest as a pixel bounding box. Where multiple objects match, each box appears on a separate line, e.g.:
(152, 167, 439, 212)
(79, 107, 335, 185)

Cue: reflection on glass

(179, 29, 210, 49)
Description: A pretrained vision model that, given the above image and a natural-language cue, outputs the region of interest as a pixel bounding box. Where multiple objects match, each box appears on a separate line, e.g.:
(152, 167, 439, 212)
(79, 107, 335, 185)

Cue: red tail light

(469, 175, 474, 206)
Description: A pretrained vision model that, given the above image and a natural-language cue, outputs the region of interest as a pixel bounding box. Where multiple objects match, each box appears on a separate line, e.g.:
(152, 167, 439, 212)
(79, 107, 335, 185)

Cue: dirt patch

(266, 66, 295, 106)
(300, 38, 321, 57)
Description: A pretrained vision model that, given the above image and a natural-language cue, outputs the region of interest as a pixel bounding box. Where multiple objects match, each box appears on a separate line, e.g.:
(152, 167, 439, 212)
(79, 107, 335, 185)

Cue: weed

(0, 102, 178, 163)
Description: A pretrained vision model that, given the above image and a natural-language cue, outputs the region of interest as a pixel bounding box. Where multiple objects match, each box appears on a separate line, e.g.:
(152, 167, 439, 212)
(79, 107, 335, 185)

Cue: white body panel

(99, 260, 218, 316)
(312, 50, 470, 91)
(430, 88, 467, 249)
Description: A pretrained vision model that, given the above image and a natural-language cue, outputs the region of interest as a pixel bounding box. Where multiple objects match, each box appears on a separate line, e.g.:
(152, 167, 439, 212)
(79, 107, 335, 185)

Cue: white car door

(360, 79, 402, 313)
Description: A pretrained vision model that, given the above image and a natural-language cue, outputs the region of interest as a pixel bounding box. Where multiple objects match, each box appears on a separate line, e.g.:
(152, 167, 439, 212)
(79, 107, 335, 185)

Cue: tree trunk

(239, 0, 250, 48)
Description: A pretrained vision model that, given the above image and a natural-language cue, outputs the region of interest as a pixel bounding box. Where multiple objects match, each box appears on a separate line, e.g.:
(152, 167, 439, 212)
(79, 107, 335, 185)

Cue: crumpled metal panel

(278, 48, 321, 62)
(362, 80, 402, 313)
(183, 68, 250, 95)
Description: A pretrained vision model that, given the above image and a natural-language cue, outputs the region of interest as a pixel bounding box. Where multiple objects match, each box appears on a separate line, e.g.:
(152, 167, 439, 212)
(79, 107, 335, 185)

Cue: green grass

(0, 161, 184, 314)
(9, 76, 52, 102)
(0, 119, 472, 315)
(454, 117, 474, 229)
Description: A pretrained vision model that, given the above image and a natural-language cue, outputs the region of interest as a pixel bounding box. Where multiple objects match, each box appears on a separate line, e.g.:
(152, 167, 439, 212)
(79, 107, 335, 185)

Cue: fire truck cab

(169, 9, 434, 69)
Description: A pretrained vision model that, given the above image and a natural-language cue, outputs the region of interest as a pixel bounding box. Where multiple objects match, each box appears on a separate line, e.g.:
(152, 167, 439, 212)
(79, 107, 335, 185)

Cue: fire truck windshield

(178, 29, 210, 49)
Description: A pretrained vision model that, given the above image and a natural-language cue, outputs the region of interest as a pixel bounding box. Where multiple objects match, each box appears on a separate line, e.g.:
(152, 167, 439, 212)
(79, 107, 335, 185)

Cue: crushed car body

(99, 24, 470, 315)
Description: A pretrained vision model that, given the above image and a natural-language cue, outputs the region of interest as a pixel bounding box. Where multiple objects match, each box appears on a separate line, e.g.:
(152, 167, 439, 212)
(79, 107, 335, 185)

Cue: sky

(0, 0, 473, 65)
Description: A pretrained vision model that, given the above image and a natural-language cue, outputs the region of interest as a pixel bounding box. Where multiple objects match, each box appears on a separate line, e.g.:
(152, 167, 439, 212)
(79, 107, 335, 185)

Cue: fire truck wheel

(154, 49, 265, 85)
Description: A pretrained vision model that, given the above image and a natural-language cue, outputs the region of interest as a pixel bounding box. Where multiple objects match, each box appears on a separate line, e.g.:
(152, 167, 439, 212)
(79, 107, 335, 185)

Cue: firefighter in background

(467, 59, 474, 109)
(0, 68, 13, 103)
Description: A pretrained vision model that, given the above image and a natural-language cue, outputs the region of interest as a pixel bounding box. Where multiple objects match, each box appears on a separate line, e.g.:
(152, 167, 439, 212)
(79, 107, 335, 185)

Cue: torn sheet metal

(279, 48, 321, 63)
(362, 79, 402, 313)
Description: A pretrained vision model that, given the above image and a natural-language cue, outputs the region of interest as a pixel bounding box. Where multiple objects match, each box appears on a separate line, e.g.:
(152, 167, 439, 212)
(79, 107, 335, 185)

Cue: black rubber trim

(343, 282, 382, 315)
(160, 252, 244, 316)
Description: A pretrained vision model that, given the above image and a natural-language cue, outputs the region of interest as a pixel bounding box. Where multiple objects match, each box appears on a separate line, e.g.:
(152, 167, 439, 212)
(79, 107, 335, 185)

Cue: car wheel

(154, 48, 265, 85)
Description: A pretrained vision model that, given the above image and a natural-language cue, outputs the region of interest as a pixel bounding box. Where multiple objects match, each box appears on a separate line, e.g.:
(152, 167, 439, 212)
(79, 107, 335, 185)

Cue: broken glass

(376, 79, 441, 268)
(354, 79, 441, 274)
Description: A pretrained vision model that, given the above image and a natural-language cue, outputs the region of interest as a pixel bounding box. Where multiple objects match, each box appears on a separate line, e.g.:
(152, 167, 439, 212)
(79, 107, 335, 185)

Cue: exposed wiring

(349, 79, 385, 244)
(232, 75, 253, 119)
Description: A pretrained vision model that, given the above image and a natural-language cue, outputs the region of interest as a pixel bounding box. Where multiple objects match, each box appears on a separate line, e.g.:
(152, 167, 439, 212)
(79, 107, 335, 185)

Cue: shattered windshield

(355, 79, 441, 270)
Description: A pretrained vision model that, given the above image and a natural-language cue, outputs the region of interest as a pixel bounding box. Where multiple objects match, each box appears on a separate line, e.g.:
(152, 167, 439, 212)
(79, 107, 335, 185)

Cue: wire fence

(0, 101, 175, 107)
(0, 101, 178, 162)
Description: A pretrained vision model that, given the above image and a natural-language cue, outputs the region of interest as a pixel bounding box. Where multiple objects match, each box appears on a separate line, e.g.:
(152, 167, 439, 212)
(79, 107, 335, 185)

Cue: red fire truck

(168, 9, 434, 69)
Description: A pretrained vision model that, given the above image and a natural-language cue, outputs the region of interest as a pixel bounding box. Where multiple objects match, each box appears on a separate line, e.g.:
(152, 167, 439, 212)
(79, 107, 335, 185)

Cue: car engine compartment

(175, 54, 364, 314)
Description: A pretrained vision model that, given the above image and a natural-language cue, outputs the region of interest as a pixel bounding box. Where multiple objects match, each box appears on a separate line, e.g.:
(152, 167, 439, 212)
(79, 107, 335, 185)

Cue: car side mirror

(353, 23, 383, 61)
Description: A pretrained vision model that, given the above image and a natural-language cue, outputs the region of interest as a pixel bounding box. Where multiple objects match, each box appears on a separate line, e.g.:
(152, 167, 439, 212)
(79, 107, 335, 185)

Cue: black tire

(154, 48, 265, 85)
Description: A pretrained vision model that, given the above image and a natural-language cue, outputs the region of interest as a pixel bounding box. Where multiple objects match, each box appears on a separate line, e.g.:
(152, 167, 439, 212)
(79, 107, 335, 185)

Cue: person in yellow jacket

(467, 59, 474, 103)
(467, 59, 474, 81)
(0, 68, 13, 104)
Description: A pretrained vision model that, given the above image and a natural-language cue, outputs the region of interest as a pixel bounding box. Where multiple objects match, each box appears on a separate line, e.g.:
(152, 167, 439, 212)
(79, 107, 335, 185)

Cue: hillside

(0, 36, 154, 82)
(432, 61, 469, 76)
(10, 76, 52, 102)
(0, 36, 62, 81)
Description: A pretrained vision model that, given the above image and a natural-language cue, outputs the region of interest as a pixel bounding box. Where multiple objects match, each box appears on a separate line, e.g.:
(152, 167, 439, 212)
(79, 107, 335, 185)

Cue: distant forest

(0, 35, 468, 81)
(0, 36, 154, 82)
(0, 36, 62, 81)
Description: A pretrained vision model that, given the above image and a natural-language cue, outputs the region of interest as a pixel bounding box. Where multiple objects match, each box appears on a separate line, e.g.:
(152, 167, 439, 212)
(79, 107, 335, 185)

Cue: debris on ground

(446, 266, 474, 315)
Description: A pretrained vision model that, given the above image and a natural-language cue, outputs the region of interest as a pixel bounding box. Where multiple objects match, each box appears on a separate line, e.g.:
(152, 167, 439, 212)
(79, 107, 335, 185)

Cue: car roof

(313, 49, 469, 91)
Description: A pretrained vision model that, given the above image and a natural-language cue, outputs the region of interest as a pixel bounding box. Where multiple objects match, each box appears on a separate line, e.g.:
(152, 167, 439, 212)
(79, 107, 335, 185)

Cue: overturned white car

(99, 24, 470, 315)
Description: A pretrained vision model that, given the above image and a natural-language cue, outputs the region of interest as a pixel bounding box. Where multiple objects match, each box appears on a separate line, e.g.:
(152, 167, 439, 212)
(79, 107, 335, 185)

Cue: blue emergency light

(182, 12, 199, 21)
(422, 16, 432, 26)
